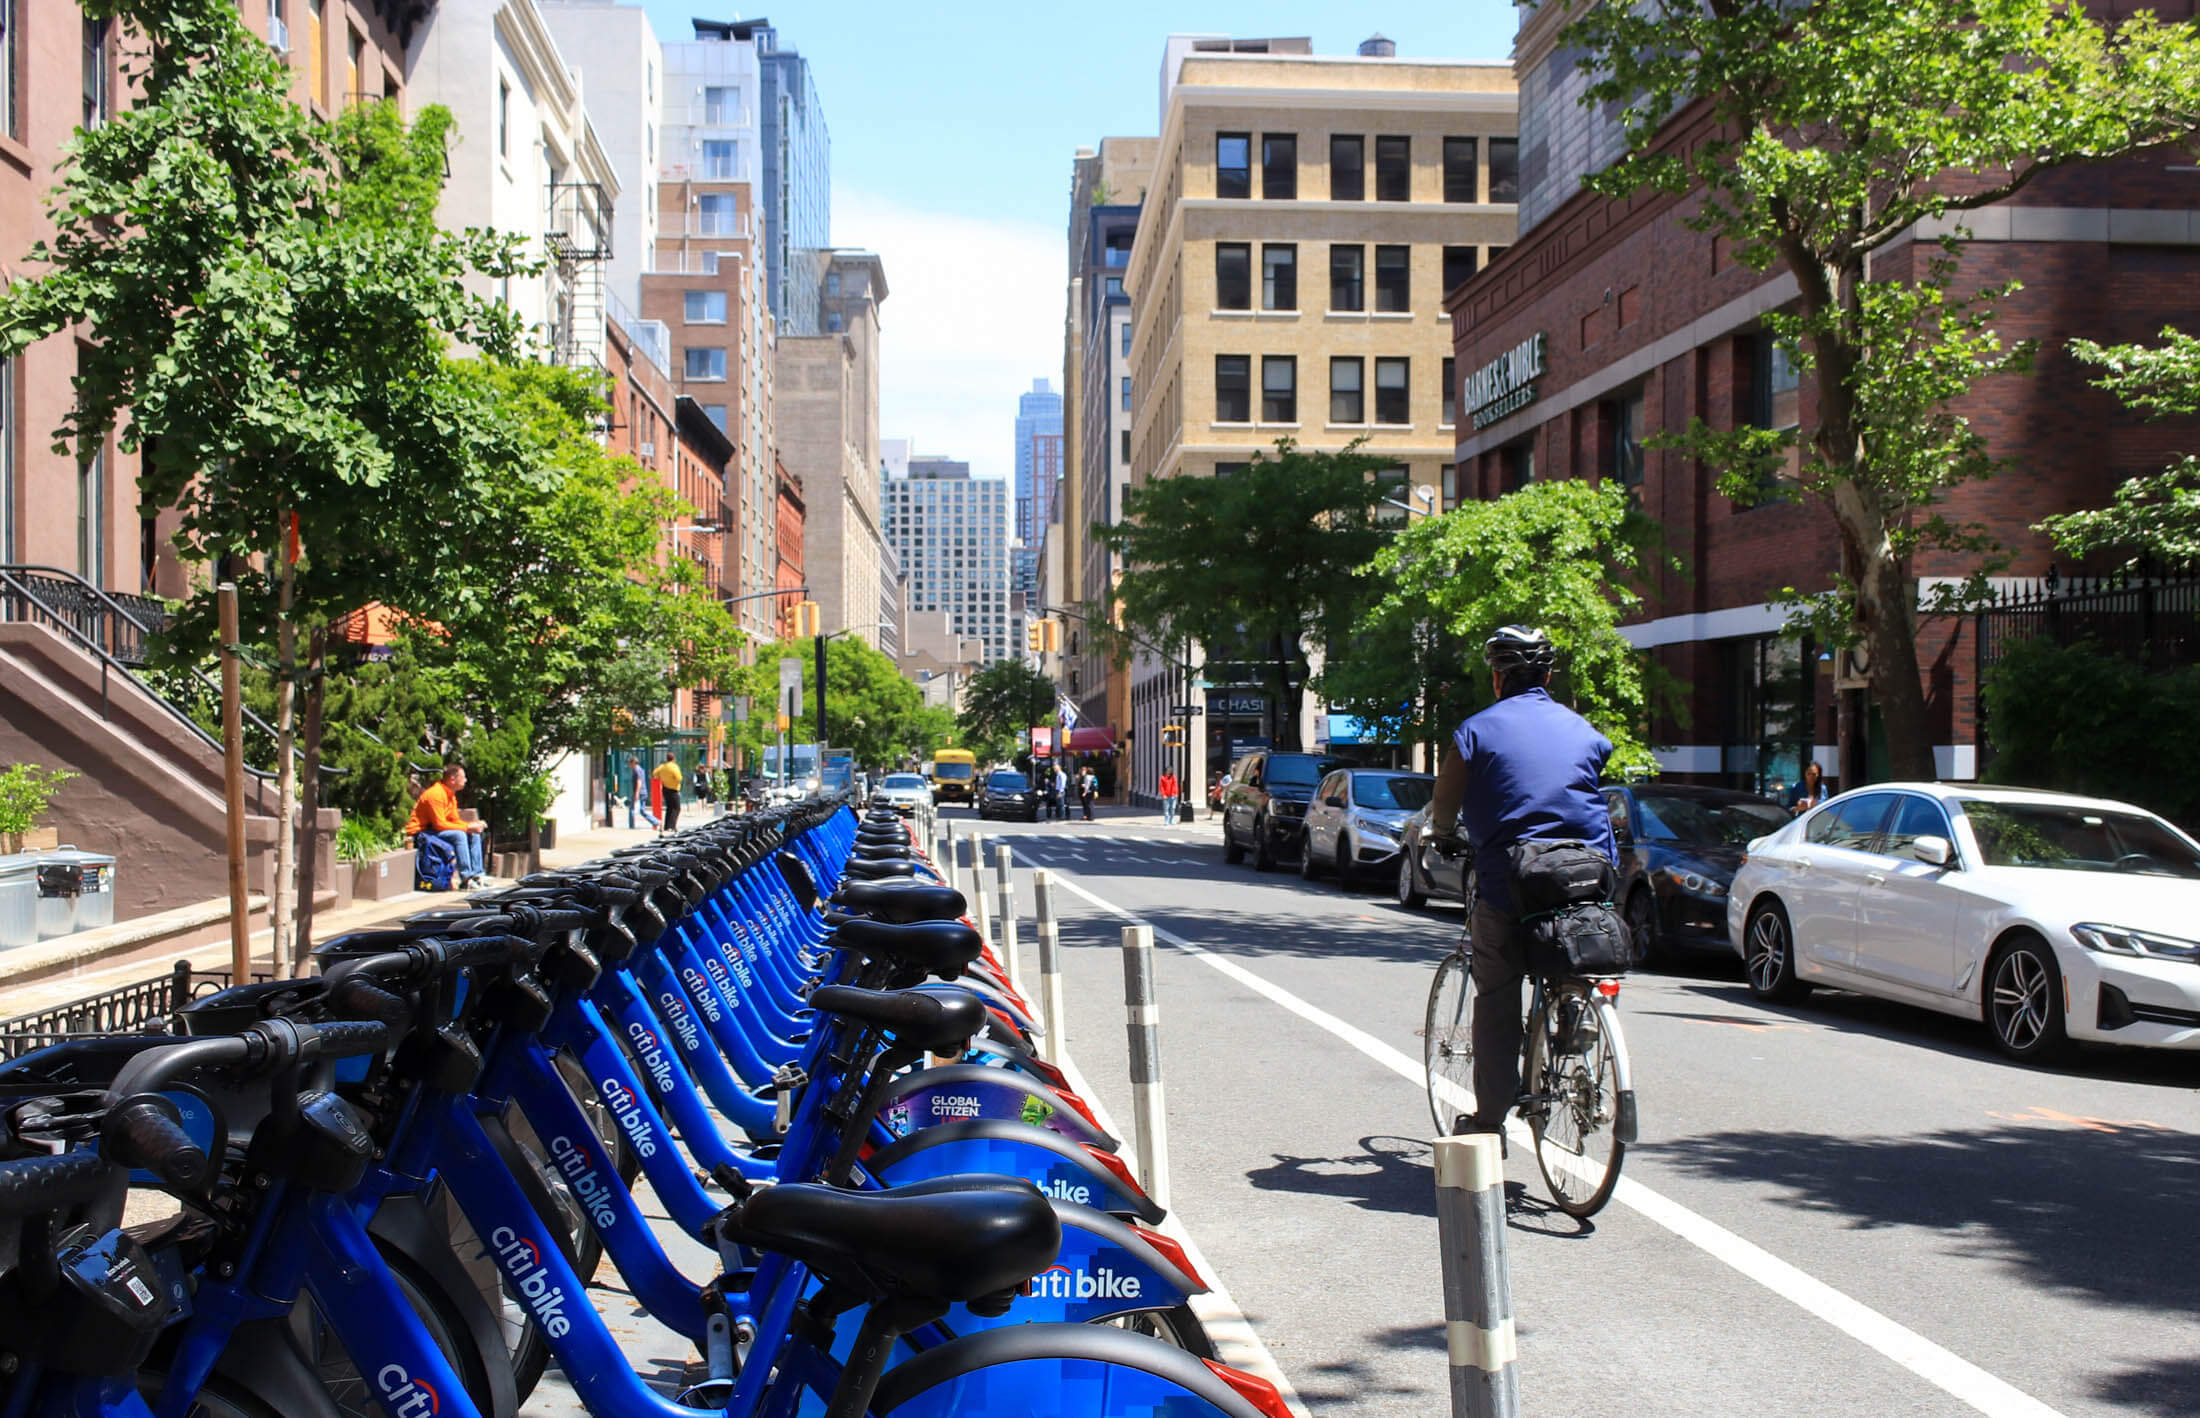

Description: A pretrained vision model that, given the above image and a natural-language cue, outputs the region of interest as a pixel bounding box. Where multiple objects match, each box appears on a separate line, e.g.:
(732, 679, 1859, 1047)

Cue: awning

(1062, 727, 1118, 754)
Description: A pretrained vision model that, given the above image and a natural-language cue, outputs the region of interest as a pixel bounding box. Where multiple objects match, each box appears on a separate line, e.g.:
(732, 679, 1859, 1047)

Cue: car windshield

(935, 763, 974, 780)
(1635, 793, 1789, 846)
(1960, 800, 2200, 877)
(884, 775, 923, 789)
(988, 772, 1030, 791)
(1354, 775, 1433, 811)
(1266, 756, 1344, 788)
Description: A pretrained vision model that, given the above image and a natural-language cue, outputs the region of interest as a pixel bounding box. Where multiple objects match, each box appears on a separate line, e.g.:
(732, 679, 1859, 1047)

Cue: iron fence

(0, 961, 273, 1061)
(1975, 572, 2200, 674)
(0, 565, 172, 667)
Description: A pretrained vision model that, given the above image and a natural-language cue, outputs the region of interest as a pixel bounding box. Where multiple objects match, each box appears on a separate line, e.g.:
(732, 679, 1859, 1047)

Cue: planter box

(0, 828, 60, 856)
(350, 849, 418, 901)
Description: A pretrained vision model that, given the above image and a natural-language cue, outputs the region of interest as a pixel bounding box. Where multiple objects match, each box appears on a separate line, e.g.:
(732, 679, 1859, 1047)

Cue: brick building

(1447, 0, 2200, 795)
(774, 456, 805, 638)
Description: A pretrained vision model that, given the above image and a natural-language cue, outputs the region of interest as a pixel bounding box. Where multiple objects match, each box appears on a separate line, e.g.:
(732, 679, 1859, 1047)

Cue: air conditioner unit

(268, 15, 289, 51)
(1834, 646, 1872, 690)
(640, 440, 656, 458)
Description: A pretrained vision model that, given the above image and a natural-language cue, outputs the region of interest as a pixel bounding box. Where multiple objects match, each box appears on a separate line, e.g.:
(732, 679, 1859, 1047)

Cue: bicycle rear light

(1595, 980, 1621, 997)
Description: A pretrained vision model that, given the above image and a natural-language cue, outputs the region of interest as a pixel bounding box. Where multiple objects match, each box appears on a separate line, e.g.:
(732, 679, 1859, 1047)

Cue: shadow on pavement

(2090, 1354, 2200, 1418)
(1245, 1134, 1438, 1217)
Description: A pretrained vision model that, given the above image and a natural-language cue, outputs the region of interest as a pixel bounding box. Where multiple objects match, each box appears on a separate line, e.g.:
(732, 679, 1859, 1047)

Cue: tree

(1326, 480, 1664, 776)
(1097, 440, 1390, 749)
(1566, 0, 2200, 779)
(957, 661, 1056, 756)
(2037, 329, 2200, 566)
(727, 637, 932, 772)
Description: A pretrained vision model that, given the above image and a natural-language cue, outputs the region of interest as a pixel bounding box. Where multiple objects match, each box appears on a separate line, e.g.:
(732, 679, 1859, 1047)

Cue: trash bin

(35, 848, 118, 940)
(0, 856, 38, 949)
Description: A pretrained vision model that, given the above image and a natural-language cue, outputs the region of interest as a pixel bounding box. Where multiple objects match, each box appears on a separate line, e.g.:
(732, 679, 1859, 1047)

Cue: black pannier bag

(1506, 839, 1631, 977)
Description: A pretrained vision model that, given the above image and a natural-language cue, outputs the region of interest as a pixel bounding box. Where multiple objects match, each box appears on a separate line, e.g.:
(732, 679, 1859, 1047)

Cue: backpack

(414, 832, 459, 892)
(1505, 838, 1630, 977)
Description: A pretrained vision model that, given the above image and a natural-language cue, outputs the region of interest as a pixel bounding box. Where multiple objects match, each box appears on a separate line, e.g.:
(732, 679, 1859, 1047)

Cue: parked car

(1726, 782, 2200, 1060)
(1302, 769, 1436, 887)
(977, 769, 1041, 822)
(1220, 750, 1345, 871)
(1604, 783, 1791, 965)
(1395, 804, 1472, 909)
(877, 772, 933, 816)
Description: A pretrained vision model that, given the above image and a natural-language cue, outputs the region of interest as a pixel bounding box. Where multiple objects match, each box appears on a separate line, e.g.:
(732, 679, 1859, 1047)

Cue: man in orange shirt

(404, 763, 486, 888)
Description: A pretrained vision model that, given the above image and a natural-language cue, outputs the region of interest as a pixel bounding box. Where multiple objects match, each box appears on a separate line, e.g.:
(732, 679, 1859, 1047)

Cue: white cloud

(833, 187, 1061, 486)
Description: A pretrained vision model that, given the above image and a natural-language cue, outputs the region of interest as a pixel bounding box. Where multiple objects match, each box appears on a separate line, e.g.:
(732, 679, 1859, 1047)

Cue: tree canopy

(2037, 329, 2200, 567)
(958, 661, 1056, 753)
(726, 637, 938, 772)
(1565, 0, 2200, 779)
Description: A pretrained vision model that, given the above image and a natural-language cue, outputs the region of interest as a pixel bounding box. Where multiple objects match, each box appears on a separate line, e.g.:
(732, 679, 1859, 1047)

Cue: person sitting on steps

(403, 762, 487, 889)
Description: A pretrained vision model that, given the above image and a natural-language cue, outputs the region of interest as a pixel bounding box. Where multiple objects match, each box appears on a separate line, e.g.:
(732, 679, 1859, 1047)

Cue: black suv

(1221, 749, 1345, 871)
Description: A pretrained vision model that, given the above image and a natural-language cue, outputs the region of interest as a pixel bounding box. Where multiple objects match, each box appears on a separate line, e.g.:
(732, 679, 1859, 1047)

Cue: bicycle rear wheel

(1423, 949, 1476, 1136)
(1528, 991, 1625, 1218)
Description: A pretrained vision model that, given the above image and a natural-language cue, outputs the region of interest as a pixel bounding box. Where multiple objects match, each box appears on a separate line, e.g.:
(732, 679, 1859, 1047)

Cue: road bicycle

(1423, 886, 1638, 1218)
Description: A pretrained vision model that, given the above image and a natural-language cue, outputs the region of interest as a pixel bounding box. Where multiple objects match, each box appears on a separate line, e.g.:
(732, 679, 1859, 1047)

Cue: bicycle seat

(851, 844, 914, 862)
(726, 1178, 1059, 1306)
(842, 858, 919, 881)
(855, 828, 909, 847)
(830, 881, 967, 924)
(830, 918, 982, 979)
(808, 984, 988, 1053)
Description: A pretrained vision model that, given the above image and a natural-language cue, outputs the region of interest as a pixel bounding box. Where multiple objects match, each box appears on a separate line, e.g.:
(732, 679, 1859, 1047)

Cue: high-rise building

(778, 251, 890, 645)
(1010, 380, 1062, 618)
(882, 459, 1015, 665)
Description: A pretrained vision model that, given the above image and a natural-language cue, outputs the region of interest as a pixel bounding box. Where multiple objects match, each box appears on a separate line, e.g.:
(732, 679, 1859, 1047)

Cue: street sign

(778, 657, 803, 719)
(1170, 704, 1205, 717)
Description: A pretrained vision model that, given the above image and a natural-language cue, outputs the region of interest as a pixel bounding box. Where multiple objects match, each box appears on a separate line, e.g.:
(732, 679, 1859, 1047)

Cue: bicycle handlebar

(0, 1151, 118, 1218)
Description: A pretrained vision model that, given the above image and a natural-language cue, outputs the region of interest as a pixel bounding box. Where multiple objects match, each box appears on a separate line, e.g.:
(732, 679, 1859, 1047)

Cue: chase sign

(1465, 333, 1547, 430)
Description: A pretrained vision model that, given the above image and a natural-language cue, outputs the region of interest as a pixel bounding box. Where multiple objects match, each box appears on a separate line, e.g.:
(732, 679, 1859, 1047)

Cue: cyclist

(1427, 625, 1618, 1138)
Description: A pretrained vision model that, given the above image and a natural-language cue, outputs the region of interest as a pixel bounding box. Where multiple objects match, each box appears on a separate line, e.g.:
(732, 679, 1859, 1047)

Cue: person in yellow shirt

(652, 754, 684, 833)
(403, 763, 486, 888)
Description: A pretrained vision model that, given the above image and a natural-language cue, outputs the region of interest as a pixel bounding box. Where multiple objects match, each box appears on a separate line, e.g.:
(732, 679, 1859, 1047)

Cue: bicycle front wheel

(1530, 993, 1626, 1217)
(1424, 950, 1476, 1135)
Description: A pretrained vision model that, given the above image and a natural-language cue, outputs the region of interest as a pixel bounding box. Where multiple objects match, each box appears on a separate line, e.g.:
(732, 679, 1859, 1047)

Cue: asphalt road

(940, 806, 2200, 1418)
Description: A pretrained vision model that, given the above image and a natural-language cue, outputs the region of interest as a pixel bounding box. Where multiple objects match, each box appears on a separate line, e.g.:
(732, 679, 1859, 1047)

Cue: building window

(1330, 357, 1363, 424)
(1121, 429, 1131, 465)
(685, 290, 727, 323)
(1330, 134, 1363, 201)
(1443, 245, 1478, 296)
(1373, 246, 1410, 312)
(1104, 276, 1124, 297)
(826, 311, 843, 332)
(1442, 357, 1457, 427)
(1503, 440, 1535, 491)
(1609, 389, 1645, 485)
(1261, 356, 1296, 423)
(1121, 376, 1132, 412)
(1489, 138, 1520, 203)
(1261, 244, 1296, 311)
(1375, 466, 1409, 526)
(704, 85, 737, 124)
(1215, 243, 1251, 310)
(1261, 133, 1296, 199)
(78, 442, 104, 582)
(0, 0, 15, 139)
(698, 194, 736, 235)
(1374, 357, 1410, 424)
(1215, 356, 1251, 423)
(702, 139, 737, 179)
(1750, 335, 1803, 492)
(703, 404, 728, 432)
(700, 251, 720, 275)
(304, 0, 325, 108)
(1443, 137, 1478, 203)
(1441, 462, 1460, 511)
(496, 79, 510, 157)
(345, 27, 361, 105)
(1374, 135, 1410, 201)
(1216, 132, 1251, 199)
(0, 358, 12, 559)
(684, 347, 727, 380)
(1215, 462, 1249, 478)
(1330, 245, 1364, 312)
(826, 271, 841, 297)
(83, 18, 111, 129)
(1121, 322, 1132, 357)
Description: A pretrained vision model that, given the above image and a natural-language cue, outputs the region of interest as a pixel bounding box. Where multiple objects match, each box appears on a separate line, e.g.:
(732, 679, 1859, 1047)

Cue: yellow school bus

(931, 748, 978, 804)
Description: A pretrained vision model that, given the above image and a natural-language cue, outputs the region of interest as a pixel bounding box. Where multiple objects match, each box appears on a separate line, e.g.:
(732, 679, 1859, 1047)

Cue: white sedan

(1725, 782, 2200, 1060)
(876, 772, 933, 816)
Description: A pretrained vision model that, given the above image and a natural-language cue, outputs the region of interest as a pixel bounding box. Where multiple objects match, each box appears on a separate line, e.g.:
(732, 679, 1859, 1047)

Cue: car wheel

(1222, 819, 1245, 865)
(1742, 899, 1810, 1002)
(1299, 835, 1322, 881)
(1985, 934, 2070, 1063)
(1625, 887, 1660, 969)
(1252, 816, 1277, 872)
(1397, 853, 1427, 909)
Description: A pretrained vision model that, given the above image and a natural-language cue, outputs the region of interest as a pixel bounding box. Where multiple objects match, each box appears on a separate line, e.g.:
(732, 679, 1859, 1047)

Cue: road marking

(1987, 1105, 2165, 1133)
(1020, 853, 2071, 1418)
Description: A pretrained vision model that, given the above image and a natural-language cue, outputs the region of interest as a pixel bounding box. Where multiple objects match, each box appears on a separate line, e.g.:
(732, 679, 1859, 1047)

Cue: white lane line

(1018, 853, 2070, 1418)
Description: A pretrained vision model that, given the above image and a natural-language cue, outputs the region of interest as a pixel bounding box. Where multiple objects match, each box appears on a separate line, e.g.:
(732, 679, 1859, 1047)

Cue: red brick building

(773, 456, 805, 637)
(1448, 2, 2200, 794)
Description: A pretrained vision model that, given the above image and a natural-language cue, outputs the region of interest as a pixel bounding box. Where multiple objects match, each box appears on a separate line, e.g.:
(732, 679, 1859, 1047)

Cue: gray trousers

(1470, 899, 1528, 1133)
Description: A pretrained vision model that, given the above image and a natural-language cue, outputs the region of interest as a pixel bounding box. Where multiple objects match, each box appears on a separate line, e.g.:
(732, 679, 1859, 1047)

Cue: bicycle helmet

(1483, 625, 1557, 675)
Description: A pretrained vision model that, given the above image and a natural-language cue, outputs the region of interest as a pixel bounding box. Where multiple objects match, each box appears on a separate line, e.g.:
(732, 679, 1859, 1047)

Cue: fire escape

(547, 181, 612, 369)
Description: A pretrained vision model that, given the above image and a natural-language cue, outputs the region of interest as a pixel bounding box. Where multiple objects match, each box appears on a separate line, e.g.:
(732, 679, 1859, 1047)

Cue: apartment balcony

(646, 248, 753, 276)
(655, 213, 756, 241)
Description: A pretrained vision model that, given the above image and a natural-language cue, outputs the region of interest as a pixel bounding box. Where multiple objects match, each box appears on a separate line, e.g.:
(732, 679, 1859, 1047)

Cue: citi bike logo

(376, 1365, 440, 1418)
(596, 1076, 658, 1158)
(656, 991, 702, 1052)
(680, 966, 724, 1023)
(626, 1021, 677, 1096)
(1031, 1263, 1143, 1301)
(489, 1227, 573, 1338)
(702, 955, 741, 1009)
(548, 1134, 618, 1231)
(1035, 1177, 1093, 1205)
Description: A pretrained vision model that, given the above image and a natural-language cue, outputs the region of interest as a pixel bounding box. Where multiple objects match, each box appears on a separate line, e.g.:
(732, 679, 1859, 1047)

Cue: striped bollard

(1120, 924, 1171, 1212)
(993, 842, 1022, 992)
(939, 821, 958, 895)
(1031, 870, 1065, 1065)
(1433, 1133, 1519, 1418)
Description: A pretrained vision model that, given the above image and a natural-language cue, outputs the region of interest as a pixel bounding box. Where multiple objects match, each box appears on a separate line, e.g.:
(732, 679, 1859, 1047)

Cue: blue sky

(628, 1, 1522, 483)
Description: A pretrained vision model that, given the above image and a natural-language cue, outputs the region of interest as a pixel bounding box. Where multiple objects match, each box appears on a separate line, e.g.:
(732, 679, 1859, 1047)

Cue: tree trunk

(295, 626, 326, 971)
(269, 524, 298, 978)
(1829, 481, 1939, 782)
(1268, 632, 1301, 750)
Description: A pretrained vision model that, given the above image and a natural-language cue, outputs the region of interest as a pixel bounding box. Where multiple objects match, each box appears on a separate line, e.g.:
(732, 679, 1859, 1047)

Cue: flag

(1058, 695, 1080, 734)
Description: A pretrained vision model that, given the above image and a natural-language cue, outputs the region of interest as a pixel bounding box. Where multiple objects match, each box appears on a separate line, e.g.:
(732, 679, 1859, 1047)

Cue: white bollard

(1433, 1134, 1519, 1418)
(994, 842, 1021, 992)
(939, 821, 958, 895)
(967, 831, 991, 951)
(1031, 869, 1066, 1065)
(1120, 924, 1171, 1211)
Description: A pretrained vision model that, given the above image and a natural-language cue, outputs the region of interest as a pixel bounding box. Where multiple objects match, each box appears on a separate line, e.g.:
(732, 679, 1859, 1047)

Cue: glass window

(684, 290, 727, 323)
(1374, 358, 1410, 424)
(1881, 795, 1957, 861)
(1261, 356, 1296, 423)
(703, 404, 728, 432)
(0, 0, 16, 138)
(1805, 793, 1898, 849)
(703, 85, 737, 124)
(1261, 133, 1296, 199)
(78, 441, 103, 582)
(1443, 137, 1478, 202)
(684, 347, 727, 380)
(1121, 429, 1130, 465)
(83, 18, 110, 129)
(304, 0, 325, 108)
(826, 312, 843, 332)
(1330, 135, 1364, 201)
(1120, 322, 1132, 357)
(1261, 244, 1296, 311)
(1329, 358, 1363, 424)
(1748, 335, 1803, 496)
(1121, 376, 1131, 412)
(1329, 245, 1364, 312)
(1489, 138, 1520, 203)
(1503, 441, 1535, 492)
(1356, 774, 1434, 811)
(1375, 466, 1409, 526)
(1104, 276, 1124, 297)
(496, 78, 510, 157)
(702, 139, 737, 179)
(826, 272, 841, 296)
(1216, 132, 1251, 199)
(698, 194, 736, 235)
(1635, 792, 1790, 845)
(1610, 388, 1644, 486)
(1374, 246, 1410, 312)
(1214, 462, 1249, 478)
(1215, 243, 1251, 310)
(1960, 801, 2200, 876)
(345, 27, 361, 103)
(1442, 357, 1456, 427)
(1375, 135, 1410, 200)
(1215, 356, 1251, 423)
(1441, 462, 1460, 511)
(1443, 245, 1479, 296)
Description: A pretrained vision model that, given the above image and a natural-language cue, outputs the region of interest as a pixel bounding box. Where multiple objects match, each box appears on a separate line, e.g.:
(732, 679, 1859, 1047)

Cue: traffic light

(1026, 619, 1062, 655)
(792, 600, 821, 639)
(1160, 724, 1185, 747)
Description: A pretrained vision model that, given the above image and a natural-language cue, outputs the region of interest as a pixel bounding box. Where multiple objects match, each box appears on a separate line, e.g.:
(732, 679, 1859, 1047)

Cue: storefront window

(1721, 634, 1816, 797)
